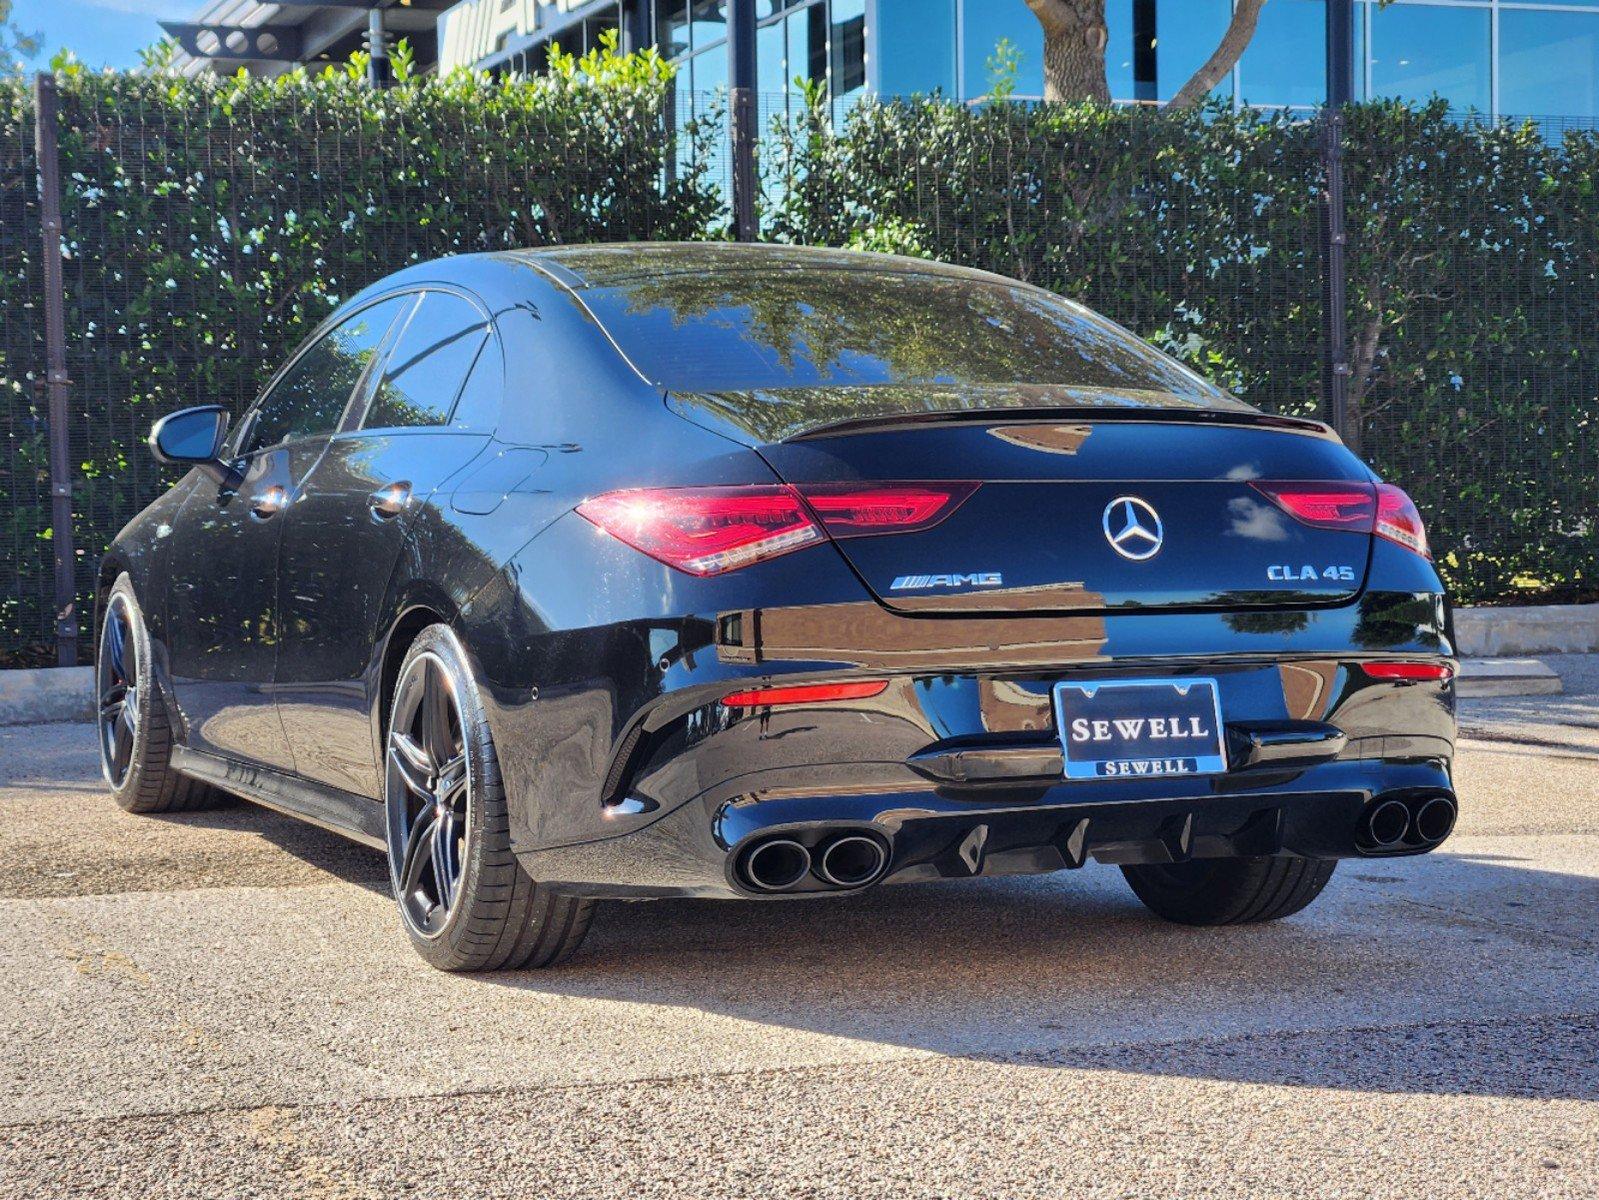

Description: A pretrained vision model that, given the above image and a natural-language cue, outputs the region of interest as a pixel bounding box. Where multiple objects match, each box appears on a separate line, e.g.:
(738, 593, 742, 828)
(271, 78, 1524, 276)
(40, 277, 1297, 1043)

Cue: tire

(383, 623, 595, 971)
(96, 574, 220, 814)
(1121, 855, 1337, 926)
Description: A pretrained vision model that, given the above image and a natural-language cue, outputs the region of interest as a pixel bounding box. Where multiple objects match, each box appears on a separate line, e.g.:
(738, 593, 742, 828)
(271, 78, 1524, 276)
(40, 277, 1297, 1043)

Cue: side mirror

(149, 405, 236, 486)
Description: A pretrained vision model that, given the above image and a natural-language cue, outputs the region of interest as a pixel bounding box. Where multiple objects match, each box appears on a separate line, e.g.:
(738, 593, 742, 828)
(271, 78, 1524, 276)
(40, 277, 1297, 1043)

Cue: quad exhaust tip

(1359, 793, 1458, 852)
(815, 835, 890, 888)
(738, 833, 891, 892)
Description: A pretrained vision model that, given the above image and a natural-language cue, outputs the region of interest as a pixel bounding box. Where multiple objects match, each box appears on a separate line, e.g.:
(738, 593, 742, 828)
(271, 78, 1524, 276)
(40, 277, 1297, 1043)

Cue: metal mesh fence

(0, 81, 50, 667)
(0, 73, 1593, 664)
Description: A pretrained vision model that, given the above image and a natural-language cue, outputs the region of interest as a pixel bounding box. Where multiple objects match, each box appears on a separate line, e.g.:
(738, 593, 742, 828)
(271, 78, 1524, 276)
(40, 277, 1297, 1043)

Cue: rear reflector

(1360, 662, 1454, 682)
(577, 483, 981, 576)
(1251, 480, 1431, 559)
(721, 680, 890, 707)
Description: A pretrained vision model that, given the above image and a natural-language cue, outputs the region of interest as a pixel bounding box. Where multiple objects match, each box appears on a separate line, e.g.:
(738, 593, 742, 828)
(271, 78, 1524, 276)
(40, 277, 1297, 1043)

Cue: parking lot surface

(1, 658, 1596, 1198)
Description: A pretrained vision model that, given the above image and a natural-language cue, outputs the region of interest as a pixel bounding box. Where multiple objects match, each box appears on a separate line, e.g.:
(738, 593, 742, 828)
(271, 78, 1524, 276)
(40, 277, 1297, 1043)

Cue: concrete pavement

(1, 666, 1596, 1199)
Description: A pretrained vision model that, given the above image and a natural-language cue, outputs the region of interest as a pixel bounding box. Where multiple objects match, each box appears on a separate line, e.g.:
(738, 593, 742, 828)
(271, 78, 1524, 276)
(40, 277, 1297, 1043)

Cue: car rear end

(500, 252, 1456, 902)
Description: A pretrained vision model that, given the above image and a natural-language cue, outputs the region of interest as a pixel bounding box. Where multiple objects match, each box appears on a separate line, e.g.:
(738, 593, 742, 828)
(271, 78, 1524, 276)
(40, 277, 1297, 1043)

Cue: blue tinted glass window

(693, 43, 726, 95)
(1157, 0, 1232, 102)
(1238, 0, 1325, 109)
(1369, 2, 1490, 113)
(831, 0, 867, 98)
(1499, 10, 1599, 123)
(961, 0, 1044, 99)
(757, 18, 786, 94)
(1106, 0, 1135, 99)
(877, 0, 956, 95)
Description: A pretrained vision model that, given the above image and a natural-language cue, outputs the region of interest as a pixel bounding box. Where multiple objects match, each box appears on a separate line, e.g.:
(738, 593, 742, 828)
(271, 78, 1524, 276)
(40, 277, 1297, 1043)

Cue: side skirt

(171, 744, 386, 850)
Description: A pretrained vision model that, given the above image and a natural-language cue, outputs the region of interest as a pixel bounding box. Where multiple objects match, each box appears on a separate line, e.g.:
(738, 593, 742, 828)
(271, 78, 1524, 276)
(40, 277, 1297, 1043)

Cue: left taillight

(576, 482, 978, 576)
(1251, 480, 1431, 560)
(576, 486, 823, 577)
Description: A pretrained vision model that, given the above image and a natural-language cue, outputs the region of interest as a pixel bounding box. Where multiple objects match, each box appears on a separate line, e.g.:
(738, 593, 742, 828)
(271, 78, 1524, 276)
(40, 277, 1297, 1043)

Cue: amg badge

(890, 571, 1003, 591)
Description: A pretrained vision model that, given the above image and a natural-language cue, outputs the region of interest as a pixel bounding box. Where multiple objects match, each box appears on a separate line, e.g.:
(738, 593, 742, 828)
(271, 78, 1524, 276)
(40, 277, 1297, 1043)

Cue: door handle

(250, 485, 289, 520)
(368, 481, 412, 521)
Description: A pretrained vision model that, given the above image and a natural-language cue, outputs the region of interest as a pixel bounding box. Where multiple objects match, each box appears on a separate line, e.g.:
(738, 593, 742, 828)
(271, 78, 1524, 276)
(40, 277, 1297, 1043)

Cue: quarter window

(244, 297, 409, 453)
(363, 292, 491, 430)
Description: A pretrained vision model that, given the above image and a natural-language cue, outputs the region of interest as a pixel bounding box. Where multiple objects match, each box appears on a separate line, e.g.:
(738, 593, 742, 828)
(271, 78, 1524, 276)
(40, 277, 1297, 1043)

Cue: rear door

(759, 414, 1376, 615)
(275, 290, 495, 797)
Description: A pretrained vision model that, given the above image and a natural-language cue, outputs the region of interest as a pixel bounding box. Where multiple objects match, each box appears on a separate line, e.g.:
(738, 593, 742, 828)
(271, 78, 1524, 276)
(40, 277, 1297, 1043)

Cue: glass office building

(445, 0, 1599, 126)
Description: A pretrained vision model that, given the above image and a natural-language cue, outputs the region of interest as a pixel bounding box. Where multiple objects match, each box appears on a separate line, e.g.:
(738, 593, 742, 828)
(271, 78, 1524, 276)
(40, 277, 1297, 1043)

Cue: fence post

(32, 73, 79, 668)
(727, 0, 758, 242)
(1321, 0, 1353, 442)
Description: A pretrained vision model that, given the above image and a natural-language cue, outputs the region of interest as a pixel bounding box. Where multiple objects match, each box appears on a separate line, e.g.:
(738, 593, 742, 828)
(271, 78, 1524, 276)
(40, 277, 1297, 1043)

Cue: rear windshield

(581, 268, 1231, 402)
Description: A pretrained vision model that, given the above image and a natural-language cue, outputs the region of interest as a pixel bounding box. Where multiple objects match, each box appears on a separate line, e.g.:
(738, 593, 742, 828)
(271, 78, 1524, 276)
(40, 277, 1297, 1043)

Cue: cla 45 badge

(1268, 564, 1357, 582)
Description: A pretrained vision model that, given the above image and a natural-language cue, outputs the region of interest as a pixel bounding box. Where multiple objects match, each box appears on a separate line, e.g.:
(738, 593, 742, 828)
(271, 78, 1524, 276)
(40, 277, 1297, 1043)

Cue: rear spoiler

(786, 406, 1337, 442)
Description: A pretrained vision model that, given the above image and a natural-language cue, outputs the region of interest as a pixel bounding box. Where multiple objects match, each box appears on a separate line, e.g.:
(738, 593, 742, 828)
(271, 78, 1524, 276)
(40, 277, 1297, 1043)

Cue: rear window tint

(581, 270, 1229, 401)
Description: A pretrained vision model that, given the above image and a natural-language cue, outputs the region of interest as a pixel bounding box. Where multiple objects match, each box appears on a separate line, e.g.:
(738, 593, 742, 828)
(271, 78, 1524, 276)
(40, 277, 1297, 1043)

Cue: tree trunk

(1168, 0, 1265, 109)
(1026, 0, 1110, 104)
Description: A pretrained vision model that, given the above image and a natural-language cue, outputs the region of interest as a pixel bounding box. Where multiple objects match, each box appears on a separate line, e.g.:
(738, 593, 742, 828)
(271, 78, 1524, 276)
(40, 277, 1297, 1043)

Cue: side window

(243, 297, 410, 454)
(362, 292, 490, 430)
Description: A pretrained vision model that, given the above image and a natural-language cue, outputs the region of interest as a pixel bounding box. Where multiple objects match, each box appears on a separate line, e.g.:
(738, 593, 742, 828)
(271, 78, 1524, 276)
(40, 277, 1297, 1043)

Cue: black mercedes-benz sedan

(97, 243, 1457, 970)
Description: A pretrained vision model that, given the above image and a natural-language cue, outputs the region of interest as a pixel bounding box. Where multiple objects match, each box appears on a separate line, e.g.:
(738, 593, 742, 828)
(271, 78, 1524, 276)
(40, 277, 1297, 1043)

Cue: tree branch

(1168, 0, 1265, 109)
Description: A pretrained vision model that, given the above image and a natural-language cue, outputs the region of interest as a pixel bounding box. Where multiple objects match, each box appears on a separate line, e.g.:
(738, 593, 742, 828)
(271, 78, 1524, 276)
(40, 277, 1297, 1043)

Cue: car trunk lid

(686, 386, 1377, 616)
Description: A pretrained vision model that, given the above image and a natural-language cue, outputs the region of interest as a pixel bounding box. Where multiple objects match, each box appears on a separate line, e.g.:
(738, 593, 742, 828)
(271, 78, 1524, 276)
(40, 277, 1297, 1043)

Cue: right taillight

(1251, 480, 1431, 559)
(576, 482, 980, 576)
(1373, 484, 1431, 559)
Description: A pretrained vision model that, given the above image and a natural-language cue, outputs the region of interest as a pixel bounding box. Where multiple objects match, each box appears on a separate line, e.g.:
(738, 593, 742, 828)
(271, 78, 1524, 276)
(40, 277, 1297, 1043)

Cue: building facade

(438, 0, 1599, 126)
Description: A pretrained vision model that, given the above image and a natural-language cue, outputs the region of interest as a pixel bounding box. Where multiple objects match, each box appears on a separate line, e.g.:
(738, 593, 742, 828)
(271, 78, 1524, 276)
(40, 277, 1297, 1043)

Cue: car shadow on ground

(456, 848, 1598, 1103)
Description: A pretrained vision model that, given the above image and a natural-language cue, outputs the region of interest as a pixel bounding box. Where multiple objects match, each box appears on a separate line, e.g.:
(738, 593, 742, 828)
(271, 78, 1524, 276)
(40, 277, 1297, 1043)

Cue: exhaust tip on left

(739, 838, 811, 892)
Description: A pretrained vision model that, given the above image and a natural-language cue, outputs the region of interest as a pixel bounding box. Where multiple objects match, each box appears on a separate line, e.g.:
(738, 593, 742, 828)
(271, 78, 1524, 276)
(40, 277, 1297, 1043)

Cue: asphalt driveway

(1, 659, 1596, 1198)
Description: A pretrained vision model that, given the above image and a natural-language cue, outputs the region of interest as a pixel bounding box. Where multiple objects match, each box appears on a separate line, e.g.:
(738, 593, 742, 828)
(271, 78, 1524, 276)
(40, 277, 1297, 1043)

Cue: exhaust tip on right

(815, 835, 889, 888)
(740, 838, 811, 892)
(1411, 795, 1458, 845)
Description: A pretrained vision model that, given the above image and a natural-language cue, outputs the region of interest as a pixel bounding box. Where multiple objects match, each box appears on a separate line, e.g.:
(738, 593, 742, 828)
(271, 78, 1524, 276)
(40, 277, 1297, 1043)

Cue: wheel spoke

(111, 710, 133, 770)
(436, 752, 468, 807)
(422, 661, 457, 768)
(123, 686, 139, 737)
(106, 613, 129, 681)
(400, 804, 437, 895)
(430, 808, 453, 908)
(387, 731, 434, 799)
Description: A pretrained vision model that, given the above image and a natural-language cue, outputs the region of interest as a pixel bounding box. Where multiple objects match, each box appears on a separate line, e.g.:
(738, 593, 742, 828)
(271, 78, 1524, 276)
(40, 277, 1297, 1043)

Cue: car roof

(500, 242, 1029, 292)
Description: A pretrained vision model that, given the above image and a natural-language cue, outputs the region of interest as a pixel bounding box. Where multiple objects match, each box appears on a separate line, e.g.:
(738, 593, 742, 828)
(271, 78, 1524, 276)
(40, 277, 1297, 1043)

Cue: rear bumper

(518, 751, 1456, 899)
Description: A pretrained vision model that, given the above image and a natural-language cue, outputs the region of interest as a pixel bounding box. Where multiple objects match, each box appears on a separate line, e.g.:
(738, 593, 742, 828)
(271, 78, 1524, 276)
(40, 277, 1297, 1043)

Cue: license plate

(1052, 677, 1227, 780)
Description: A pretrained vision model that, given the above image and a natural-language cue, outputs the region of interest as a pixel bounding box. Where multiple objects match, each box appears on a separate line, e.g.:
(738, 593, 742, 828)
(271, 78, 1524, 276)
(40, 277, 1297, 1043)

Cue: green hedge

(1, 52, 1594, 662)
(762, 94, 1596, 606)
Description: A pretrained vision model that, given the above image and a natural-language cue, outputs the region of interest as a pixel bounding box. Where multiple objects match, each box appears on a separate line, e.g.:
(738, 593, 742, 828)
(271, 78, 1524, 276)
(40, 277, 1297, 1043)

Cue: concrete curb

(1456, 658, 1562, 699)
(0, 666, 93, 727)
(1455, 603, 1599, 657)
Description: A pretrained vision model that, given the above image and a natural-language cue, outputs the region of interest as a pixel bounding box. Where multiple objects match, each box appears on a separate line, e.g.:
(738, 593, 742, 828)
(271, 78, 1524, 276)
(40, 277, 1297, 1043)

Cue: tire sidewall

(100, 577, 157, 809)
(389, 624, 505, 964)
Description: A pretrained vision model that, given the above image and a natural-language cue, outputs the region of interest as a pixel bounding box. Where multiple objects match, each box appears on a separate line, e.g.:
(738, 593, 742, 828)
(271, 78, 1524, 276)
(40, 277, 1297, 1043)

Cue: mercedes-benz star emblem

(1103, 496, 1164, 561)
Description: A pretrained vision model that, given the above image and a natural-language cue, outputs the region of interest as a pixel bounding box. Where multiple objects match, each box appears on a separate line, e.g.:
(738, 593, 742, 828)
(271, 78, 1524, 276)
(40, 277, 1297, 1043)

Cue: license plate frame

(1052, 677, 1227, 781)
